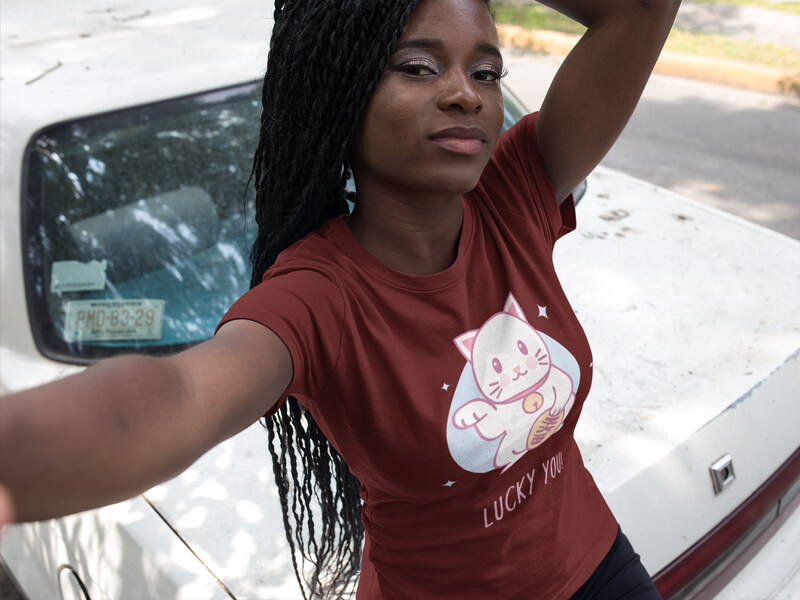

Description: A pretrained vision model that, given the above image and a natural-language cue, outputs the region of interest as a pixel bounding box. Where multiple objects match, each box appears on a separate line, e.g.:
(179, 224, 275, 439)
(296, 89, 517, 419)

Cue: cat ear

(454, 330, 479, 361)
(504, 292, 527, 322)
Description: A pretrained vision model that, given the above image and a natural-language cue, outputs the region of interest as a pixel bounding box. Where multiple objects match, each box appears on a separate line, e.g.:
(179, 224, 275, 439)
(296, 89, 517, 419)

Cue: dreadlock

(249, 1, 422, 597)
(248, 0, 492, 597)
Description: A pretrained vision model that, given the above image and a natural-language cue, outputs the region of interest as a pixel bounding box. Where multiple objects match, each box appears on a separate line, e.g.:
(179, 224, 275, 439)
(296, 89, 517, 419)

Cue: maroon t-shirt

(219, 113, 618, 599)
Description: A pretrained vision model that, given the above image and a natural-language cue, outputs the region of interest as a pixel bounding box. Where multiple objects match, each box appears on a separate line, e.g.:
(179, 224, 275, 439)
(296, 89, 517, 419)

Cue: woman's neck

(346, 191, 464, 275)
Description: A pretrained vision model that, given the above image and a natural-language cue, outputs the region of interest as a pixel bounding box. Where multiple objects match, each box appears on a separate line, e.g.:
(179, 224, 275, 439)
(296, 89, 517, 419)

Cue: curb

(497, 25, 800, 97)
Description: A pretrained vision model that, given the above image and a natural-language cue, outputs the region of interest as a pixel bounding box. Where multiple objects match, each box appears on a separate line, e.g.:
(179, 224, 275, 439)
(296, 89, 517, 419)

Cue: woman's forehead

(400, 0, 495, 43)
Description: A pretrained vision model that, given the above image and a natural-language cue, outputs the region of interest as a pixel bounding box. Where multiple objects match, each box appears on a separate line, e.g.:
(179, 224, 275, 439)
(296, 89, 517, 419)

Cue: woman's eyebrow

(476, 42, 503, 59)
(394, 39, 503, 59)
(394, 38, 443, 51)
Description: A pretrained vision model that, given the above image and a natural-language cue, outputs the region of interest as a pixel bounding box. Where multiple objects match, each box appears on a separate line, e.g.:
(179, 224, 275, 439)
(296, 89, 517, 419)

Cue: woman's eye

(397, 61, 437, 76)
(472, 64, 508, 82)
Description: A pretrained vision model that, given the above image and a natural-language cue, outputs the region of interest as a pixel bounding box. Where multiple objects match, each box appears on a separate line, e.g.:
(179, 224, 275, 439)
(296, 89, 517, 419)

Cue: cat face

(455, 294, 551, 403)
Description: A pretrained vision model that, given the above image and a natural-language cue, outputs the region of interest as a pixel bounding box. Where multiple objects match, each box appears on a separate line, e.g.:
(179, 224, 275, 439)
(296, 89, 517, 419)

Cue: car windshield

(24, 82, 528, 363)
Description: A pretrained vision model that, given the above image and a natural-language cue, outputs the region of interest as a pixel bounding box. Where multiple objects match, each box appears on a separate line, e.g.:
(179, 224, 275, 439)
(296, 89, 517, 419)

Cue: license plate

(64, 299, 165, 342)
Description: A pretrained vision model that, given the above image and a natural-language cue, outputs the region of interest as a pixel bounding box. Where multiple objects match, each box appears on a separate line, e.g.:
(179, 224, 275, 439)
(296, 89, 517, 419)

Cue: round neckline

(327, 196, 474, 292)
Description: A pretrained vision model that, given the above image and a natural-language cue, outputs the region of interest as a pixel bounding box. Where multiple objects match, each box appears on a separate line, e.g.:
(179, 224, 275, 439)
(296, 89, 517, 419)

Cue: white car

(1, 1, 798, 598)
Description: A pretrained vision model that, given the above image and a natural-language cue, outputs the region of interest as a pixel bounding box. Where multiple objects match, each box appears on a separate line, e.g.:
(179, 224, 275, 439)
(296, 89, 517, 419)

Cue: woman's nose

(437, 72, 482, 113)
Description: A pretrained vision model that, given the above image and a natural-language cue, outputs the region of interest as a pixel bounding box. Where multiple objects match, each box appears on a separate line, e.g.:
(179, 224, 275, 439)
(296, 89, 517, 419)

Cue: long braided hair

(248, 0, 490, 597)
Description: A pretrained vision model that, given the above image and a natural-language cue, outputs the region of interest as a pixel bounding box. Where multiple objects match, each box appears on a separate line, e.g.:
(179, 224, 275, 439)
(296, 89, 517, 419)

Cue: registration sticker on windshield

(51, 260, 108, 293)
(63, 299, 165, 342)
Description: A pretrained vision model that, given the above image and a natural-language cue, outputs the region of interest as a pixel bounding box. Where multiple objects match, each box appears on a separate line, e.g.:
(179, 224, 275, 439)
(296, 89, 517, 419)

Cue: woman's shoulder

(485, 111, 542, 180)
(269, 216, 347, 270)
(471, 111, 572, 245)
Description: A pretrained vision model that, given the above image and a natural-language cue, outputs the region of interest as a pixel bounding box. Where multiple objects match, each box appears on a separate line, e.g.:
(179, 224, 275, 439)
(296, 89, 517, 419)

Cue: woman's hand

(534, 0, 682, 203)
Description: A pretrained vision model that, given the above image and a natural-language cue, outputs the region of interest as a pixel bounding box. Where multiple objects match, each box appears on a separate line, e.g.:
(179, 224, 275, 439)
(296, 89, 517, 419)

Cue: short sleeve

(216, 267, 345, 407)
(476, 112, 575, 246)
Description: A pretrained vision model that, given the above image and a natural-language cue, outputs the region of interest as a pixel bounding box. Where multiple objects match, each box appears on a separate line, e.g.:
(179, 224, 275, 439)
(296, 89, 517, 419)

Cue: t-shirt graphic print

(447, 292, 580, 473)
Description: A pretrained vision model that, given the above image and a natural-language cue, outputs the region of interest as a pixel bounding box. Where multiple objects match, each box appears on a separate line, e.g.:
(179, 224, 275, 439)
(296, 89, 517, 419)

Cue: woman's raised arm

(0, 319, 292, 522)
(534, 0, 681, 202)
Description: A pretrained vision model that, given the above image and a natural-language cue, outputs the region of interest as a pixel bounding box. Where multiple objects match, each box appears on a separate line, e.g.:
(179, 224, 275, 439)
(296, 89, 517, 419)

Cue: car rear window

(23, 83, 528, 364)
(23, 83, 261, 362)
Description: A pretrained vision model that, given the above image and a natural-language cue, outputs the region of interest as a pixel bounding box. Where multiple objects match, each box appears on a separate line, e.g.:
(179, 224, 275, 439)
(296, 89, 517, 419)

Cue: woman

(0, 0, 680, 597)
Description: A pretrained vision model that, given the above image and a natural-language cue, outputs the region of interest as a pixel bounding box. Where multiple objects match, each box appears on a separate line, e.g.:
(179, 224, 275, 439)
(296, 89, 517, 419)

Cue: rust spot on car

(599, 209, 630, 222)
(674, 214, 692, 222)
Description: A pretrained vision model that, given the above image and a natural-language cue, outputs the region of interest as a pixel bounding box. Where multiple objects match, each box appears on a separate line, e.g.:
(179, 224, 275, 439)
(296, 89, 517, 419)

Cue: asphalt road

(503, 49, 800, 241)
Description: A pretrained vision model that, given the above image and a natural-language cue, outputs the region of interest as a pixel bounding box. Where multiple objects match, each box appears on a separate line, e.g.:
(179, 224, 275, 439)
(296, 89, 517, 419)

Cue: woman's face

(351, 0, 505, 201)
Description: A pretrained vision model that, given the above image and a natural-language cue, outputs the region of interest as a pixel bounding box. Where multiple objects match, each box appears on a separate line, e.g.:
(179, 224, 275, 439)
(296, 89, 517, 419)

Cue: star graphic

(538, 305, 548, 319)
(442, 382, 450, 391)
(443, 481, 456, 488)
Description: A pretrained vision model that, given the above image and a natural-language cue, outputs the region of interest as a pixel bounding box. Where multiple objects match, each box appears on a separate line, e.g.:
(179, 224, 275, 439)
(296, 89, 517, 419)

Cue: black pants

(570, 526, 663, 600)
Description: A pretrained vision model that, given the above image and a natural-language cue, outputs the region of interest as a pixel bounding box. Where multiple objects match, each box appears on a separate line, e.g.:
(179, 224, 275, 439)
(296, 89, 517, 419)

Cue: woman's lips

(429, 127, 487, 155)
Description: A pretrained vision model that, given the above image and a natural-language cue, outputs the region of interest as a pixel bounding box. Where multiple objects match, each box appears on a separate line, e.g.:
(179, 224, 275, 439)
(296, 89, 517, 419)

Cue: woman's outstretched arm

(0, 319, 292, 522)
(534, 0, 681, 202)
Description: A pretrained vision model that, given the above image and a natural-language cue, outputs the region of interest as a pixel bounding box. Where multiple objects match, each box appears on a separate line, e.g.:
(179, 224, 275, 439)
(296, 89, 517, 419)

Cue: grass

(492, 2, 800, 70)
(494, 0, 800, 16)
(665, 29, 800, 70)
(492, 5, 585, 34)
(689, 0, 800, 15)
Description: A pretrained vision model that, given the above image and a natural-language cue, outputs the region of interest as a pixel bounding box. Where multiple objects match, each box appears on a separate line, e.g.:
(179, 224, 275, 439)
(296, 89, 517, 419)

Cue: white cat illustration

(452, 293, 575, 470)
